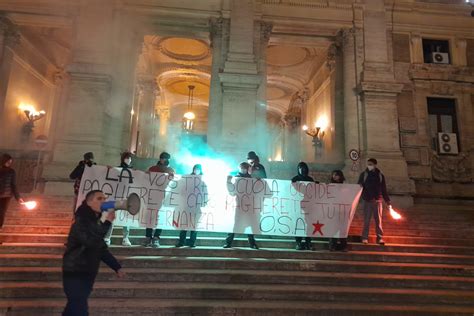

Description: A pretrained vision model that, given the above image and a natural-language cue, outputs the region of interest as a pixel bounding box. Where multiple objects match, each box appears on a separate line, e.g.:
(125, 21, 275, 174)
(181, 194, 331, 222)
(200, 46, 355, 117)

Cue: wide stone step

(3, 224, 473, 239)
(1, 267, 473, 291)
(2, 281, 474, 306)
(1, 245, 473, 265)
(1, 254, 474, 277)
(2, 298, 474, 316)
(1, 241, 473, 256)
(3, 232, 474, 247)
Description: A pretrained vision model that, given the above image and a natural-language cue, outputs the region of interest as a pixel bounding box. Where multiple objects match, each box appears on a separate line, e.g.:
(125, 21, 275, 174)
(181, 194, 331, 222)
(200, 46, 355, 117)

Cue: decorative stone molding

(326, 42, 340, 71)
(156, 107, 170, 120)
(260, 21, 273, 42)
(0, 16, 21, 46)
(431, 152, 472, 183)
(409, 63, 474, 83)
(359, 81, 404, 96)
(151, 37, 210, 62)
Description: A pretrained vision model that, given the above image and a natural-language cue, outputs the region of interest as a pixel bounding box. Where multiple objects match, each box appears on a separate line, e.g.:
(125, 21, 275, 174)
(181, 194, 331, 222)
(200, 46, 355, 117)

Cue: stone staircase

(0, 197, 474, 315)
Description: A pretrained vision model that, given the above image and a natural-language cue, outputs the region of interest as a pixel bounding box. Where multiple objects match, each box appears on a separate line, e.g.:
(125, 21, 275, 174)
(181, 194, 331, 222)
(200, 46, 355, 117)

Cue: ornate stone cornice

(359, 81, 404, 96)
(409, 64, 474, 84)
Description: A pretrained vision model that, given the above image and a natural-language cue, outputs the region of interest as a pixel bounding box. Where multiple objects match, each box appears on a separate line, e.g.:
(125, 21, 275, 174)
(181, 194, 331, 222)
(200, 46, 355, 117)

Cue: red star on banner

(312, 221, 324, 236)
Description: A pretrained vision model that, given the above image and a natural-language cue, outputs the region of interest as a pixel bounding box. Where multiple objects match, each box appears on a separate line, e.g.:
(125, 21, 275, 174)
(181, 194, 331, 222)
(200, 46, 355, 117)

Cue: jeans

(145, 228, 162, 238)
(0, 197, 11, 228)
(225, 233, 256, 246)
(178, 230, 197, 246)
(62, 273, 95, 316)
(362, 200, 384, 240)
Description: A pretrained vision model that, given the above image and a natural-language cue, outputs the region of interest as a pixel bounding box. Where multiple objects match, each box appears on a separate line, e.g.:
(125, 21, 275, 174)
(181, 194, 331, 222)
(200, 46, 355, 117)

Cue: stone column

(136, 77, 155, 158)
(219, 0, 261, 160)
(0, 17, 20, 120)
(453, 38, 467, 66)
(256, 21, 272, 161)
(360, 0, 414, 205)
(341, 28, 361, 178)
(207, 17, 225, 148)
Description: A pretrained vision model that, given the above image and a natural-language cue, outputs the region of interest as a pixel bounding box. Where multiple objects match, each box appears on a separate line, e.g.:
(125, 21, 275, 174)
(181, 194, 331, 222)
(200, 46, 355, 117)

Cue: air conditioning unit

(432, 52, 449, 64)
(438, 133, 458, 155)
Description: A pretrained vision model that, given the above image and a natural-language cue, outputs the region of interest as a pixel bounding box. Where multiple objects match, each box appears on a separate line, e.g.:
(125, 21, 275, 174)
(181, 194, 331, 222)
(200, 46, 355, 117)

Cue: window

(422, 39, 451, 64)
(427, 97, 459, 152)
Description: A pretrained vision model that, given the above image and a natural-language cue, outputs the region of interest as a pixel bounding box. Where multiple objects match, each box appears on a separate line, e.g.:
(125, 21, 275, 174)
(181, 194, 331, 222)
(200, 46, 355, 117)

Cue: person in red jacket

(143, 152, 175, 248)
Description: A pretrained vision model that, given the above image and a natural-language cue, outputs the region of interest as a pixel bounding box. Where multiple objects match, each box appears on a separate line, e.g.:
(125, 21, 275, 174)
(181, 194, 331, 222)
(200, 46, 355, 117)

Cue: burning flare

(22, 201, 37, 210)
(389, 205, 402, 220)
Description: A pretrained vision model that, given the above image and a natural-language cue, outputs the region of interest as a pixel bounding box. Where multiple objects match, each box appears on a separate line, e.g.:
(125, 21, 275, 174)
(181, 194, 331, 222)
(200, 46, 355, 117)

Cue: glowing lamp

(182, 85, 196, 132)
(19, 103, 46, 123)
(302, 118, 326, 147)
(389, 205, 402, 220)
(22, 201, 37, 210)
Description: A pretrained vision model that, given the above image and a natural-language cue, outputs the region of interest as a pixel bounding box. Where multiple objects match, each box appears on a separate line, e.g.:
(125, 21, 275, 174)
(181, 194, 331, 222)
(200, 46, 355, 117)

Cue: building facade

(0, 0, 473, 205)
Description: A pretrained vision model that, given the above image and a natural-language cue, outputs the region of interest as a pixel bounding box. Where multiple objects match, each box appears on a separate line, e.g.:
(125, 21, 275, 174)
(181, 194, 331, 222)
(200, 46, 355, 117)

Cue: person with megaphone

(63, 190, 125, 316)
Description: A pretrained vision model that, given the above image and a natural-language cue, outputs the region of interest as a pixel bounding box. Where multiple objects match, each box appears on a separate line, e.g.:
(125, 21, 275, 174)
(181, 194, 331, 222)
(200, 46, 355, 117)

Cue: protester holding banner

(69, 152, 96, 212)
(291, 162, 316, 251)
(247, 151, 267, 179)
(104, 152, 133, 247)
(143, 151, 175, 248)
(63, 190, 124, 316)
(223, 162, 259, 249)
(0, 154, 24, 230)
(176, 164, 203, 248)
(329, 170, 348, 251)
(358, 158, 390, 245)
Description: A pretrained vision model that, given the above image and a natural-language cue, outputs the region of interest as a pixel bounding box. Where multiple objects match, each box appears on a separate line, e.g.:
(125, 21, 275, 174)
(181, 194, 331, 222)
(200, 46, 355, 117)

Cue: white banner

(77, 165, 362, 238)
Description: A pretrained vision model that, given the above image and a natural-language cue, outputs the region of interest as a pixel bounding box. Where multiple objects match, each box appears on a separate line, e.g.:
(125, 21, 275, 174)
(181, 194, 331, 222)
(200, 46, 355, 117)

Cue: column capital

(260, 21, 273, 42)
(209, 17, 223, 46)
(0, 16, 21, 46)
(157, 106, 170, 120)
(338, 27, 354, 47)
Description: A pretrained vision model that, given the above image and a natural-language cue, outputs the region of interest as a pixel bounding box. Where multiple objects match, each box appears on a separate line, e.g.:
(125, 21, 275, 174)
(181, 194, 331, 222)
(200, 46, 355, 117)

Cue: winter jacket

(291, 162, 316, 183)
(357, 168, 390, 204)
(63, 203, 121, 277)
(69, 161, 96, 195)
(0, 167, 20, 200)
(250, 163, 267, 179)
(148, 163, 175, 174)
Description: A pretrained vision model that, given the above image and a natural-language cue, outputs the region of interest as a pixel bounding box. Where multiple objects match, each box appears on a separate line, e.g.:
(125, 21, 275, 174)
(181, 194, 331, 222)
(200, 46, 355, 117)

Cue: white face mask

(367, 165, 375, 171)
(240, 168, 248, 174)
(125, 158, 132, 166)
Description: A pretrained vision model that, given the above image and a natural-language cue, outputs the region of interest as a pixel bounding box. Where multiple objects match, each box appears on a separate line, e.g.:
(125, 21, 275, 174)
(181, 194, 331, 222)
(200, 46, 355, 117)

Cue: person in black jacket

(357, 158, 391, 245)
(62, 190, 124, 316)
(328, 170, 348, 252)
(247, 151, 267, 179)
(0, 154, 23, 229)
(291, 162, 316, 250)
(223, 162, 259, 249)
(69, 152, 96, 211)
(176, 164, 203, 248)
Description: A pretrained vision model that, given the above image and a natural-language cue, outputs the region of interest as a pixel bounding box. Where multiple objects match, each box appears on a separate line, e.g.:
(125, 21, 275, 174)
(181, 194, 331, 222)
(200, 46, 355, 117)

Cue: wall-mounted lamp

(19, 103, 46, 135)
(182, 85, 195, 133)
(302, 124, 325, 146)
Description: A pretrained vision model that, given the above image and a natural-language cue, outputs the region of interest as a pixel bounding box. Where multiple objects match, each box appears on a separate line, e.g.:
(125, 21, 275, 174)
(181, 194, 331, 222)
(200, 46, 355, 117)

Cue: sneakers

(362, 239, 368, 244)
(175, 242, 184, 248)
(143, 237, 160, 248)
(377, 238, 385, 246)
(122, 238, 132, 247)
(223, 243, 232, 249)
(104, 238, 111, 246)
(305, 242, 313, 251)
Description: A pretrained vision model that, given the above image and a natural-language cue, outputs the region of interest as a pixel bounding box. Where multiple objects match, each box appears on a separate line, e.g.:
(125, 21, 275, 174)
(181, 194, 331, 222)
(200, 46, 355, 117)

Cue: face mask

(240, 168, 248, 174)
(125, 158, 132, 165)
(367, 165, 375, 171)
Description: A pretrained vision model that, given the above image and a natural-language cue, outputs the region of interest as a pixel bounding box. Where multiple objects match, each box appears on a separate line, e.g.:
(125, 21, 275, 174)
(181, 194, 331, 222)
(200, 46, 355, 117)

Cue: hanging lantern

(183, 85, 196, 132)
